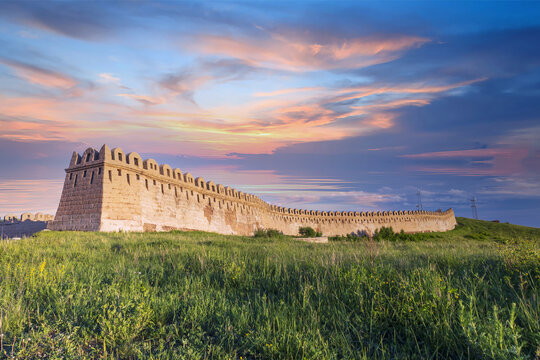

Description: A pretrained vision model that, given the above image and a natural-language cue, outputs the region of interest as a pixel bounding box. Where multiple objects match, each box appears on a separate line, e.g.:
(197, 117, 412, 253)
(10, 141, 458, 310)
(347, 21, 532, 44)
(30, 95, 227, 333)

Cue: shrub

(298, 226, 317, 237)
(373, 226, 396, 241)
(253, 228, 283, 238)
(373, 227, 426, 242)
(329, 233, 369, 242)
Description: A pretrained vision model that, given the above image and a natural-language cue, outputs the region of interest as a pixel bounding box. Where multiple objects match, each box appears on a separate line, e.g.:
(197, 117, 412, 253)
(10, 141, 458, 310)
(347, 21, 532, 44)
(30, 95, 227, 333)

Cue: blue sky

(0, 1, 539, 226)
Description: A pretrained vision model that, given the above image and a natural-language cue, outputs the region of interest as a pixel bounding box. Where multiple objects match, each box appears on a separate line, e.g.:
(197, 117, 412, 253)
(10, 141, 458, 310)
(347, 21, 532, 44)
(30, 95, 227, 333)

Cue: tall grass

(0, 218, 538, 359)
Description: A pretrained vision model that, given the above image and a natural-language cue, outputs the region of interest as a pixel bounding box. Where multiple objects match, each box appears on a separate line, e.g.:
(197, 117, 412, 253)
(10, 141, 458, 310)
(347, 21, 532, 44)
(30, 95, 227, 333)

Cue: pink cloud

(0, 179, 63, 215)
(189, 32, 429, 71)
(253, 87, 324, 97)
(0, 58, 77, 89)
(117, 93, 166, 106)
(401, 148, 521, 158)
(405, 147, 530, 176)
(332, 77, 487, 103)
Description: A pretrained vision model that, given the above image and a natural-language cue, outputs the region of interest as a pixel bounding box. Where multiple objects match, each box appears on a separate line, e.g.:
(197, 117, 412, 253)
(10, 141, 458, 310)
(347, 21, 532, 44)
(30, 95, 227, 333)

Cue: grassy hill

(0, 218, 538, 359)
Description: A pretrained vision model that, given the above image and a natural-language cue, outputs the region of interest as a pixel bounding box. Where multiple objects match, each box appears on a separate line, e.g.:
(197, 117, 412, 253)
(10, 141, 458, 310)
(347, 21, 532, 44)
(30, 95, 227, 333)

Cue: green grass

(0, 217, 538, 359)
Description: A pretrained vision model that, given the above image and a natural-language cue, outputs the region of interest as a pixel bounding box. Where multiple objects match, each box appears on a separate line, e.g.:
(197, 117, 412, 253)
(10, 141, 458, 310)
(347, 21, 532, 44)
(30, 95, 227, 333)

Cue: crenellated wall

(49, 145, 457, 236)
(1, 213, 54, 239)
(2, 213, 55, 223)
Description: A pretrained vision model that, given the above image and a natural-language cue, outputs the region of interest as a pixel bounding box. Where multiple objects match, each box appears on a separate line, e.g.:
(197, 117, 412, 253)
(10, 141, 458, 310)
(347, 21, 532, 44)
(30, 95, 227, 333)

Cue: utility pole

(416, 190, 423, 211)
(470, 197, 478, 220)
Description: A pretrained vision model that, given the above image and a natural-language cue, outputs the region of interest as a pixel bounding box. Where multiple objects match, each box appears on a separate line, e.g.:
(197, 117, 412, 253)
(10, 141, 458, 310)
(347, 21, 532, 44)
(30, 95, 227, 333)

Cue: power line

(470, 197, 478, 220)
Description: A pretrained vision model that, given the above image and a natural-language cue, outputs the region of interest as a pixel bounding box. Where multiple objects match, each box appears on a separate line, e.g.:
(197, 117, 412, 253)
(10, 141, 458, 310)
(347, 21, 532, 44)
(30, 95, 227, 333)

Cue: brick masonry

(1, 213, 54, 239)
(49, 145, 457, 236)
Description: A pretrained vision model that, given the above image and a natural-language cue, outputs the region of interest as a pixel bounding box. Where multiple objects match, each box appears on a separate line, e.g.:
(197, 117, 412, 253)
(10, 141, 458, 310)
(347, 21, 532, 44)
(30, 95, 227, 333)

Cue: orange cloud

(364, 113, 395, 129)
(189, 32, 429, 71)
(333, 77, 487, 103)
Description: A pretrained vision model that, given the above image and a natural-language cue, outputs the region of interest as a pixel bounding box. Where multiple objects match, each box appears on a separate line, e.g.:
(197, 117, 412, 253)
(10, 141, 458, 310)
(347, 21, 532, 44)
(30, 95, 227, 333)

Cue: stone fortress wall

(1, 213, 54, 239)
(49, 145, 457, 236)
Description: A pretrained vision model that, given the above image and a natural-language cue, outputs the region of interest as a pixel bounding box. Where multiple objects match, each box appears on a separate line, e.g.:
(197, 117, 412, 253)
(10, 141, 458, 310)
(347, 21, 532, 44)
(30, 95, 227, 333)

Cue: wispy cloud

(401, 148, 519, 158)
(99, 73, 121, 84)
(253, 87, 324, 97)
(0, 179, 63, 215)
(189, 32, 430, 71)
(0, 57, 77, 89)
(116, 93, 165, 106)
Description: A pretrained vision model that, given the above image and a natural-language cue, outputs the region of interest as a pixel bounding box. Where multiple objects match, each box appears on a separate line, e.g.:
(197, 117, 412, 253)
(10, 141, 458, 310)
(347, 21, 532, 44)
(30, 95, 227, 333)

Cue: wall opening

(161, 184, 164, 194)
(118, 153, 123, 162)
(86, 153, 91, 162)
(153, 179, 156, 186)
(108, 170, 112, 182)
(74, 174, 78, 187)
(145, 179, 148, 190)
(98, 167, 102, 175)
(117, 169, 121, 176)
(127, 173, 130, 185)
(90, 171, 94, 185)
(69, 173, 73, 181)
(136, 174, 140, 180)
(83, 170, 87, 177)
(134, 158, 139, 166)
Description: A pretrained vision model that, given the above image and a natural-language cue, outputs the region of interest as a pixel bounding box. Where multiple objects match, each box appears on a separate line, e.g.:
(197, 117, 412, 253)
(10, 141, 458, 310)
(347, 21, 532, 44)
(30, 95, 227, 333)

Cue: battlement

(50, 145, 457, 235)
(2, 212, 54, 223)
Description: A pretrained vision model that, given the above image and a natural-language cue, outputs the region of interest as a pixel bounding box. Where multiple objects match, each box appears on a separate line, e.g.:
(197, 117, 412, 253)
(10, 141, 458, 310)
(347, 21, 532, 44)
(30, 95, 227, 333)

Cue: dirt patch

(143, 223, 157, 232)
(296, 237, 328, 243)
(204, 205, 214, 223)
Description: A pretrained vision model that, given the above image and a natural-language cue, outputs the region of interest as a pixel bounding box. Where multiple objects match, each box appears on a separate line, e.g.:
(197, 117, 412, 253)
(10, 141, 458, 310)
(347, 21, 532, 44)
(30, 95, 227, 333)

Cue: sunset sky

(0, 1, 539, 226)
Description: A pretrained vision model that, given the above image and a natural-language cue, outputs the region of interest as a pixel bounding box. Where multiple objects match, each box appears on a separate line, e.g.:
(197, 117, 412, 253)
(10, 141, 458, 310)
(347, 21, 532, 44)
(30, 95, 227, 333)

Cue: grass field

(0, 218, 538, 359)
